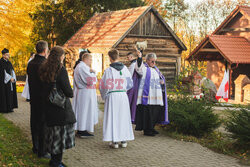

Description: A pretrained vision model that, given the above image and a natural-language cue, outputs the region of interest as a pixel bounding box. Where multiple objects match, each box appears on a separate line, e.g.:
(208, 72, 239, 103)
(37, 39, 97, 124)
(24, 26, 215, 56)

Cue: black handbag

(48, 71, 66, 109)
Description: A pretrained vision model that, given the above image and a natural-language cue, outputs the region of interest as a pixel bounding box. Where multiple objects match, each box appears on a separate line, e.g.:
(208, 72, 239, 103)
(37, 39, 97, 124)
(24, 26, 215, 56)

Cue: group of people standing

(0, 40, 169, 167)
(27, 42, 76, 167)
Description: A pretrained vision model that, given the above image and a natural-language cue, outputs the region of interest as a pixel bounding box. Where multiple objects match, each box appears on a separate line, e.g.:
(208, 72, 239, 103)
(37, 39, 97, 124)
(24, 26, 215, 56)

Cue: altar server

(126, 52, 141, 123)
(100, 49, 134, 149)
(73, 53, 99, 138)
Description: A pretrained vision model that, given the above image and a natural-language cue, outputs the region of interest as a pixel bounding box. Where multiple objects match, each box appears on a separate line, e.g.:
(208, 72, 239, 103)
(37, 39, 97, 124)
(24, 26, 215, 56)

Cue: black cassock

(0, 57, 18, 113)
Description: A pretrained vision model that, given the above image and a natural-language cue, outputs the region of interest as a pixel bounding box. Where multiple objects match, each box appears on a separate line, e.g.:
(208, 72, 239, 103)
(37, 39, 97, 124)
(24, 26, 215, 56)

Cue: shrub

(225, 106, 250, 148)
(167, 95, 221, 138)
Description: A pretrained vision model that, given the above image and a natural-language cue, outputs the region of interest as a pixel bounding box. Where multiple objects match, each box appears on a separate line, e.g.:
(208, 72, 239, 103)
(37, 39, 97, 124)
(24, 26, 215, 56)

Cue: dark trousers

(30, 104, 46, 156)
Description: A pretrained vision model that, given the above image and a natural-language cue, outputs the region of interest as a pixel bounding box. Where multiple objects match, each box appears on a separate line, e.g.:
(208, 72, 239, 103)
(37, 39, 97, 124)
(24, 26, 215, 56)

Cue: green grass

(0, 114, 49, 167)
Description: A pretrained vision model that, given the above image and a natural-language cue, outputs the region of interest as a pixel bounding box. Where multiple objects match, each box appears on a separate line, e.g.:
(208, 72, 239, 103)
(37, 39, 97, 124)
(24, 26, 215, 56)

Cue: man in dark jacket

(0, 48, 18, 113)
(27, 41, 49, 158)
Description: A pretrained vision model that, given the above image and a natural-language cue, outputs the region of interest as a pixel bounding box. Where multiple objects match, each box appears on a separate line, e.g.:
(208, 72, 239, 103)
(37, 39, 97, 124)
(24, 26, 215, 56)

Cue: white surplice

(100, 65, 134, 142)
(135, 62, 163, 105)
(128, 61, 136, 76)
(72, 61, 98, 132)
(22, 58, 33, 99)
(4, 69, 16, 91)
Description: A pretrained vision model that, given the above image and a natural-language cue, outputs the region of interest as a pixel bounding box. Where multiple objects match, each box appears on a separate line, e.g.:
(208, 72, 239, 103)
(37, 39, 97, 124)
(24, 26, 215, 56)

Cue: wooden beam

(220, 28, 250, 32)
(158, 67, 176, 70)
(157, 53, 181, 58)
(126, 34, 173, 39)
(200, 48, 219, 52)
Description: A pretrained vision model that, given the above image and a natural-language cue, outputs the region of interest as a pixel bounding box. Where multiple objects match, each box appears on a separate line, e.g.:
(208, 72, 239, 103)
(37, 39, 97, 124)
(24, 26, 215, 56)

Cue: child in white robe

(99, 49, 134, 148)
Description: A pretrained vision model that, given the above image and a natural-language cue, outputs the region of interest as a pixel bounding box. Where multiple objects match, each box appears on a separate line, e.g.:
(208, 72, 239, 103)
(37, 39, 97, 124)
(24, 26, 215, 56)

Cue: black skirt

(135, 104, 164, 132)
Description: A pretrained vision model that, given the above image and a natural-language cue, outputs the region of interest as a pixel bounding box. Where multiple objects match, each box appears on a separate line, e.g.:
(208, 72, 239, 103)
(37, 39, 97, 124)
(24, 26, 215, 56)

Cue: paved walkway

(3, 94, 245, 167)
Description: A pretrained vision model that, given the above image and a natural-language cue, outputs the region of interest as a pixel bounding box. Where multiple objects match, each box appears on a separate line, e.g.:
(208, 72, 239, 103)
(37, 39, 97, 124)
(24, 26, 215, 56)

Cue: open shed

(63, 5, 186, 85)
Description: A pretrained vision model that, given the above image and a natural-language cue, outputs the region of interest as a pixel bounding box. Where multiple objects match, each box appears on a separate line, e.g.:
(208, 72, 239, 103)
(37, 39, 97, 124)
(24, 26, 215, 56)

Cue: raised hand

(134, 45, 142, 58)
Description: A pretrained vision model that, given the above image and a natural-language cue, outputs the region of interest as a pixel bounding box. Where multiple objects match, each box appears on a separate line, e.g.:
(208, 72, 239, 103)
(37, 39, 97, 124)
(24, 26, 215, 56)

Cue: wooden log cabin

(63, 5, 187, 86)
(186, 5, 250, 99)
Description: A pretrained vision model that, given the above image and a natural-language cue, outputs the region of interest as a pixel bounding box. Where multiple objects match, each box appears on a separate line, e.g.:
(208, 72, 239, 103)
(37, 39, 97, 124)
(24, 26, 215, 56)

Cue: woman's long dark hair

(73, 50, 89, 69)
(39, 46, 65, 83)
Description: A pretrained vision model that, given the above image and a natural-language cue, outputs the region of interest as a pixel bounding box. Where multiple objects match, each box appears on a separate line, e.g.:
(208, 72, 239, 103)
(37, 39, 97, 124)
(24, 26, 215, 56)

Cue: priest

(72, 53, 99, 138)
(0, 48, 18, 113)
(134, 51, 169, 136)
(126, 52, 141, 123)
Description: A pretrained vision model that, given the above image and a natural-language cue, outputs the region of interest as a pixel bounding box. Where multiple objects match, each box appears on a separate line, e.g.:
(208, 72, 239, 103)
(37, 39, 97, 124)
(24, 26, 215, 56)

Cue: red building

(187, 6, 250, 100)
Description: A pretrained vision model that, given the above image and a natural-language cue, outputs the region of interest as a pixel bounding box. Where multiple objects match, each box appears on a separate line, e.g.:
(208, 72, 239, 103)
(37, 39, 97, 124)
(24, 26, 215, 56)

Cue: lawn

(0, 114, 48, 167)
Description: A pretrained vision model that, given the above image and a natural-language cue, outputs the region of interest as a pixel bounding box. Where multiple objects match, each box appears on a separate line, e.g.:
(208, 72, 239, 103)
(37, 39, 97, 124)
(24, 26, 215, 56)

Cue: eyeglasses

(151, 60, 156, 64)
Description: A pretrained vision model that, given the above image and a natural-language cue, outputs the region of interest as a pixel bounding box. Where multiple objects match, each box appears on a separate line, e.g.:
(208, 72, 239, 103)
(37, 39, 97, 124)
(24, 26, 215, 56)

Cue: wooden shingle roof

(63, 5, 186, 50)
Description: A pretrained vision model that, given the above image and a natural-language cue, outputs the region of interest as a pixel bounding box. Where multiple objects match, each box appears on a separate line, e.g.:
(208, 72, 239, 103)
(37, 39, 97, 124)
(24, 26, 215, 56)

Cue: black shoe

(76, 130, 84, 135)
(49, 161, 66, 167)
(144, 131, 155, 136)
(78, 131, 94, 138)
(38, 153, 51, 159)
(26, 99, 30, 102)
(152, 129, 159, 135)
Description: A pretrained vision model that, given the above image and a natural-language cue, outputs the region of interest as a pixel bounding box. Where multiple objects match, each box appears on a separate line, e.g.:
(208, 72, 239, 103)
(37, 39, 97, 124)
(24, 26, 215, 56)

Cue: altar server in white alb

(99, 49, 134, 149)
(73, 53, 98, 138)
(127, 52, 137, 75)
(21, 52, 35, 101)
(126, 52, 141, 123)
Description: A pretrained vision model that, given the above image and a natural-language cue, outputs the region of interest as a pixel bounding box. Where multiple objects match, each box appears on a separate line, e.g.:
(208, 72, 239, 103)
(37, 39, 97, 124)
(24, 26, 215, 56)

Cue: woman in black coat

(39, 46, 76, 167)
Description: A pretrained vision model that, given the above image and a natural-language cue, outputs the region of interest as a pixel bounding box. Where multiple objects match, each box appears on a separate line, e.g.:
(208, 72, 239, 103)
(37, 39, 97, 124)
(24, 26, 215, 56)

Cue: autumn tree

(0, 0, 41, 75)
(144, 0, 167, 16)
(164, 0, 188, 32)
(191, 0, 248, 38)
(31, 0, 145, 47)
(175, 0, 248, 70)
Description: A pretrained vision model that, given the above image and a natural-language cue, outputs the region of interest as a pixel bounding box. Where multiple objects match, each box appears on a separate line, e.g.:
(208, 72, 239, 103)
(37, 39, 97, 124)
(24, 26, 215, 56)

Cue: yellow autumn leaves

(1, 0, 41, 52)
(0, 0, 41, 75)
